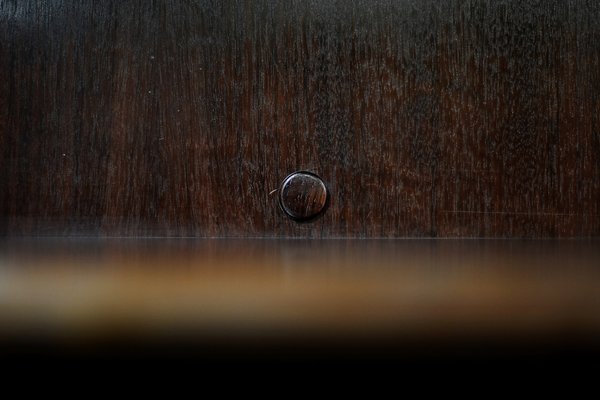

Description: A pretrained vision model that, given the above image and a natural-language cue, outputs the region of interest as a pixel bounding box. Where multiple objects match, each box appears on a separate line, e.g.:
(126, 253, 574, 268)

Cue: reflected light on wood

(0, 239, 599, 345)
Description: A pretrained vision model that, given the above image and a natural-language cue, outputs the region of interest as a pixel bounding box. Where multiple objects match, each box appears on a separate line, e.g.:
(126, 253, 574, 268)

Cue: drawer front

(1, 0, 599, 237)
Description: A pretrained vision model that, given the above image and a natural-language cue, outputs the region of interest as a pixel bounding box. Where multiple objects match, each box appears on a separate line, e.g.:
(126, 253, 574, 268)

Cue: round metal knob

(278, 171, 329, 222)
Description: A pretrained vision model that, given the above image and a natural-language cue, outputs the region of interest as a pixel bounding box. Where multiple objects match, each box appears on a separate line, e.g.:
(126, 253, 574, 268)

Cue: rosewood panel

(1, 0, 599, 237)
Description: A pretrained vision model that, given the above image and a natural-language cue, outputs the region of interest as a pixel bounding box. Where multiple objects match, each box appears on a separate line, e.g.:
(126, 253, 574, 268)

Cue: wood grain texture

(1, 0, 599, 237)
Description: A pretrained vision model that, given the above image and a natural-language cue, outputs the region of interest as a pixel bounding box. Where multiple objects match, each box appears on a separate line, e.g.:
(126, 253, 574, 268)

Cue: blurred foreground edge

(1, 238, 600, 362)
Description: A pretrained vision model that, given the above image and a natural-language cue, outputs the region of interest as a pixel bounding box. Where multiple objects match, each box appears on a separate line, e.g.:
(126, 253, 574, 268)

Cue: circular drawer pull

(278, 171, 329, 222)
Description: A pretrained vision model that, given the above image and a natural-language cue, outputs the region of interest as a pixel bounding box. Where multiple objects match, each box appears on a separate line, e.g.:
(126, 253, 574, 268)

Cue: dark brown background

(1, 0, 599, 237)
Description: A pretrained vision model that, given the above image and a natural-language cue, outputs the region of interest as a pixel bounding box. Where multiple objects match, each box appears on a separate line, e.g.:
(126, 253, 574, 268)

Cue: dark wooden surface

(1, 0, 599, 237)
(1, 239, 600, 354)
